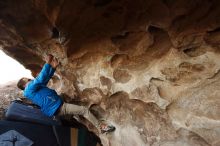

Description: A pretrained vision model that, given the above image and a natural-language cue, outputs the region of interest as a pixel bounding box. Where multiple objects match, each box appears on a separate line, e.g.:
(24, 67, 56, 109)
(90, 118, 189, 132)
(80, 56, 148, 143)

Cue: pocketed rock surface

(0, 0, 220, 145)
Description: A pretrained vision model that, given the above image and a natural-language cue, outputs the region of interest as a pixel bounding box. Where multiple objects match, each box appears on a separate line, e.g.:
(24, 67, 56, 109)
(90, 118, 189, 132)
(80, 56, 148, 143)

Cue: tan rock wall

(0, 0, 220, 145)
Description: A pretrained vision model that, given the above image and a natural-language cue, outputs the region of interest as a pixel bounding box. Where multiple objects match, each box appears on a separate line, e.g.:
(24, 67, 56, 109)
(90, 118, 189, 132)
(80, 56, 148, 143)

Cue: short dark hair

(17, 78, 27, 90)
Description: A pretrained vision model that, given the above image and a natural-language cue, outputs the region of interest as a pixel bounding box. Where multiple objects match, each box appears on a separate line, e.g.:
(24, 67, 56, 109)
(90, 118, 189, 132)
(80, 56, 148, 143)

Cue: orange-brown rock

(1, 0, 220, 145)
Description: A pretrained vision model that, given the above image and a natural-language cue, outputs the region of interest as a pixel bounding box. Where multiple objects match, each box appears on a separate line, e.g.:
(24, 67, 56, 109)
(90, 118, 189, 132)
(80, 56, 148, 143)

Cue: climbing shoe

(100, 123, 116, 134)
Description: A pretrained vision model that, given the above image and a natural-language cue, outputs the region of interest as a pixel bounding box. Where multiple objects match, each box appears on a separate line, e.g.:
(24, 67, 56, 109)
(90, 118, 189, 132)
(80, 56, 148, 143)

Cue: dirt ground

(0, 81, 23, 119)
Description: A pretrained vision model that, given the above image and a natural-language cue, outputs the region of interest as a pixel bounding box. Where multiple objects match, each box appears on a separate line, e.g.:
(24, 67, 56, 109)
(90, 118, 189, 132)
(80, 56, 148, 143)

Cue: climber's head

(17, 77, 31, 90)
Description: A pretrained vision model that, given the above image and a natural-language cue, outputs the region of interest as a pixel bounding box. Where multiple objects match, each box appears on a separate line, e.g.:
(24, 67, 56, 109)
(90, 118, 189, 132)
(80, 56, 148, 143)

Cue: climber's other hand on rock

(51, 57, 59, 69)
(45, 54, 54, 64)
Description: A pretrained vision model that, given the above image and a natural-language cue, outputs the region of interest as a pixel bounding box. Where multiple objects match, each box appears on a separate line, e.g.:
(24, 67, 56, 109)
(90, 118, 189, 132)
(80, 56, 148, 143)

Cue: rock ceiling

(0, 0, 220, 145)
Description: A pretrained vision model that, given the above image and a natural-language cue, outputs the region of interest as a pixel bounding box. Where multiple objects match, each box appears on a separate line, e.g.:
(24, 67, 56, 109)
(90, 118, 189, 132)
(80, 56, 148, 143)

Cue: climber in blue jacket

(17, 54, 115, 133)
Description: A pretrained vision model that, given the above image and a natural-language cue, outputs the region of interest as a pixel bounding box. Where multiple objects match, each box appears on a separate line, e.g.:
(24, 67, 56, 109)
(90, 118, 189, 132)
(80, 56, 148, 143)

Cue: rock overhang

(0, 0, 220, 145)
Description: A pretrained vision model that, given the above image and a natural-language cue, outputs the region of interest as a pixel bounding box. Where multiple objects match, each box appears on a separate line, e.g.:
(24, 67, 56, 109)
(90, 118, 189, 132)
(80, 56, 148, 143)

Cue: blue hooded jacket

(23, 63, 62, 117)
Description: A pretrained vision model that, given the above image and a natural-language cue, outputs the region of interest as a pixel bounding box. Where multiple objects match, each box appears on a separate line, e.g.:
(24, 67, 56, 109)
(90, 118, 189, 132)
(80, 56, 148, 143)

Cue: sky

(0, 50, 33, 85)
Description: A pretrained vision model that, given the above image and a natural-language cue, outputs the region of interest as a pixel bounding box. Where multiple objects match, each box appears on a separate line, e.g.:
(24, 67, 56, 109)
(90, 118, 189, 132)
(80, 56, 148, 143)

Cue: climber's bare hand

(45, 54, 53, 64)
(51, 57, 59, 68)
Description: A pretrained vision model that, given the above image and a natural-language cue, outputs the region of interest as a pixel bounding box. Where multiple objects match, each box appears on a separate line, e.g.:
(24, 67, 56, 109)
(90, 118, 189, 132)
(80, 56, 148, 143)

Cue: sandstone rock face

(1, 0, 220, 145)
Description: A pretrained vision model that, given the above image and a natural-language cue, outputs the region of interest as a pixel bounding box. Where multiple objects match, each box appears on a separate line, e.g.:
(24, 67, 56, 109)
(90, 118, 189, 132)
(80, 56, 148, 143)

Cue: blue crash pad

(5, 101, 61, 126)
